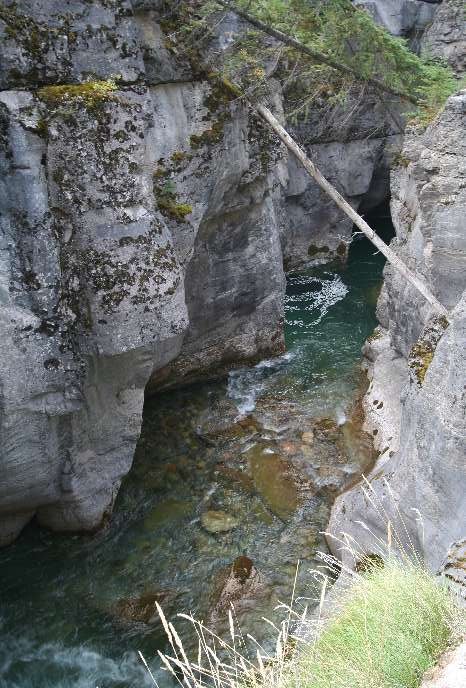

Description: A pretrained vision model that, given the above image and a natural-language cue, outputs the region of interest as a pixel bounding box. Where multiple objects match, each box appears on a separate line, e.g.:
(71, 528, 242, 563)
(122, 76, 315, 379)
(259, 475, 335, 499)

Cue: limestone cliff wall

(328, 86, 466, 573)
(0, 0, 458, 547)
(0, 0, 418, 545)
(0, 0, 288, 544)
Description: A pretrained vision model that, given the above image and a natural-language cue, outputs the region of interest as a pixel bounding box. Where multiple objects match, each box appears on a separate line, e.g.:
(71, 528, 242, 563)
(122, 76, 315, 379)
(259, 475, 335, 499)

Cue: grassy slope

(283, 562, 463, 688)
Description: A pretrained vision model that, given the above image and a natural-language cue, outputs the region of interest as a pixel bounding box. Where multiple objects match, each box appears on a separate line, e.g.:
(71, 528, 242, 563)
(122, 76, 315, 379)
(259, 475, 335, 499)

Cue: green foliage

(283, 561, 463, 688)
(154, 178, 193, 222)
(195, 0, 459, 123)
(154, 556, 464, 688)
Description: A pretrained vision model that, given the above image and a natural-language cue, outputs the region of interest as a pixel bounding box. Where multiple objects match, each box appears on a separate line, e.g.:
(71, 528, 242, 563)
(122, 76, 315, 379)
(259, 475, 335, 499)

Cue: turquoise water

(0, 230, 387, 688)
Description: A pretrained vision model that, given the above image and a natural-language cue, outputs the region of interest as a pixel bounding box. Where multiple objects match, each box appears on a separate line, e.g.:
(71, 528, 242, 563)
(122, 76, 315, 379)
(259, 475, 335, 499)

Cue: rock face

(420, 639, 466, 688)
(0, 1, 286, 544)
(328, 92, 466, 574)
(422, 0, 466, 74)
(282, 94, 402, 270)
(0, 0, 458, 547)
(354, 0, 438, 38)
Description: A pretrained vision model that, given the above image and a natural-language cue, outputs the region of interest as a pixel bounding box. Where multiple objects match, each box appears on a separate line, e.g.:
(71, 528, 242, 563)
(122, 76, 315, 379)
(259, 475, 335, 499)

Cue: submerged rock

(301, 431, 315, 445)
(200, 510, 239, 534)
(208, 556, 271, 624)
(246, 444, 301, 521)
(143, 500, 192, 532)
(114, 589, 175, 625)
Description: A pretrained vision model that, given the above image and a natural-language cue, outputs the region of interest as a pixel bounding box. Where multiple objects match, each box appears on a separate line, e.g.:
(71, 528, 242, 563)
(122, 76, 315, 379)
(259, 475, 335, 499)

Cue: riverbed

(0, 230, 387, 688)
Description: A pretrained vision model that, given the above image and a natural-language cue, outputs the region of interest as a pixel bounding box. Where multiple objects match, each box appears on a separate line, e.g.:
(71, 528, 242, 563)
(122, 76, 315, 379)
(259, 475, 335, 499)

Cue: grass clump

(284, 561, 461, 688)
(148, 557, 463, 688)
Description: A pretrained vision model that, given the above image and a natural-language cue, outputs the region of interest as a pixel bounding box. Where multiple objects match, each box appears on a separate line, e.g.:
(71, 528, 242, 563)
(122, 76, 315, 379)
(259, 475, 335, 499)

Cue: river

(0, 218, 390, 688)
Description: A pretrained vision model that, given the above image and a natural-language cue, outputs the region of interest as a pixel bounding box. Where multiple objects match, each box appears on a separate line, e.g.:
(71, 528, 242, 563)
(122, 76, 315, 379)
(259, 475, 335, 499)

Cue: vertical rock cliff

(0, 0, 287, 544)
(328, 78, 466, 572)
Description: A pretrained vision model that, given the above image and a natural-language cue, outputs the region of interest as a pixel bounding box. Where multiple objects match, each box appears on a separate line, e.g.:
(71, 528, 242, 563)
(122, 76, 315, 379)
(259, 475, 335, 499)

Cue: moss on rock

(37, 79, 118, 109)
(408, 315, 449, 386)
(308, 244, 330, 257)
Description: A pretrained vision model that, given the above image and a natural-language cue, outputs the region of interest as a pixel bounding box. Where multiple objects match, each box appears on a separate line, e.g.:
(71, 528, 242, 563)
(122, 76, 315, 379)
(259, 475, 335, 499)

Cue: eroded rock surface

(354, 0, 438, 37)
(281, 90, 402, 270)
(422, 0, 466, 74)
(328, 91, 466, 573)
(0, 1, 286, 544)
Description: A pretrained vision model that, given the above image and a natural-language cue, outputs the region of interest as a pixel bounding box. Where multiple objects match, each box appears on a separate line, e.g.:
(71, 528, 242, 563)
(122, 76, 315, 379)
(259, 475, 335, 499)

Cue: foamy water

(228, 273, 349, 416)
(0, 634, 155, 688)
(227, 351, 295, 417)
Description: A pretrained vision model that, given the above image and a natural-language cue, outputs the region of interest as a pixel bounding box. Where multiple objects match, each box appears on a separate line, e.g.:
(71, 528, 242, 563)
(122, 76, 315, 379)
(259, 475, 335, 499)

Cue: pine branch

(215, 0, 420, 105)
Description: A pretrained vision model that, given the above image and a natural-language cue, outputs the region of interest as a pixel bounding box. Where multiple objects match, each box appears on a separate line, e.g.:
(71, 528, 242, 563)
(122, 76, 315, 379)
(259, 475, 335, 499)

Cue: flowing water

(0, 227, 389, 688)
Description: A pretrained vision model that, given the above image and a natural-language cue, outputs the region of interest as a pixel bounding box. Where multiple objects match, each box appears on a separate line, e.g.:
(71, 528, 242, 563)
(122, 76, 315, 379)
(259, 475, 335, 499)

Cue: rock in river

(201, 510, 239, 534)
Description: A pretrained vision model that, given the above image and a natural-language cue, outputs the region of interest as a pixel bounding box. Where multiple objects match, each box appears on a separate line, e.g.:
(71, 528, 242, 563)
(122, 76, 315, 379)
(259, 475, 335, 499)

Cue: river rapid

(0, 226, 389, 688)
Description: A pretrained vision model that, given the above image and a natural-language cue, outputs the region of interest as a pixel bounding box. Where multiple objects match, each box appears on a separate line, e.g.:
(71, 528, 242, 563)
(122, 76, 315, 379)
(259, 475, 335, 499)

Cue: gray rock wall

(279, 0, 444, 271)
(328, 91, 466, 573)
(353, 0, 438, 38)
(422, 0, 466, 74)
(282, 94, 402, 269)
(0, 1, 286, 544)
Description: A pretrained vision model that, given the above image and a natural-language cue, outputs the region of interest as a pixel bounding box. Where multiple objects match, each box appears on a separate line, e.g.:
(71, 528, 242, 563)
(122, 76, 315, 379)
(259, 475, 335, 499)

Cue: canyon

(0, 0, 464, 590)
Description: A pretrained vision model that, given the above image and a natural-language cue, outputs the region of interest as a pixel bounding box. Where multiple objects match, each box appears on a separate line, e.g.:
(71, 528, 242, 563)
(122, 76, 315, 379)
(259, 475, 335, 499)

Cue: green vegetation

(308, 244, 330, 257)
(283, 561, 461, 688)
(154, 559, 464, 688)
(36, 79, 118, 108)
(188, 0, 460, 124)
(154, 178, 193, 222)
(189, 118, 225, 148)
(409, 316, 449, 385)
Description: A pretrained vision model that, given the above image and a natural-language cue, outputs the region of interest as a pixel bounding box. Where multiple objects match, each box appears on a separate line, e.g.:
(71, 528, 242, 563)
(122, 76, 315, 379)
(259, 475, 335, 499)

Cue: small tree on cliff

(167, 0, 458, 315)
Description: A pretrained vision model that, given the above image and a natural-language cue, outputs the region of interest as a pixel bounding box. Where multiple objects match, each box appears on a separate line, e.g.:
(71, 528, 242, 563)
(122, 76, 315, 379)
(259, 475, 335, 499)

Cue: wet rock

(232, 555, 254, 583)
(279, 440, 300, 456)
(196, 401, 260, 446)
(301, 431, 315, 445)
(216, 466, 255, 494)
(143, 500, 192, 531)
(313, 418, 340, 440)
(209, 556, 271, 623)
(114, 589, 175, 625)
(200, 510, 239, 534)
(279, 526, 318, 560)
(246, 444, 301, 521)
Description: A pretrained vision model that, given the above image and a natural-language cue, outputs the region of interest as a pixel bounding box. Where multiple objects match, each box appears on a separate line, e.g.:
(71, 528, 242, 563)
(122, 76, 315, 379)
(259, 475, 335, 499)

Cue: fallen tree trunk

(216, 0, 419, 105)
(255, 102, 448, 317)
